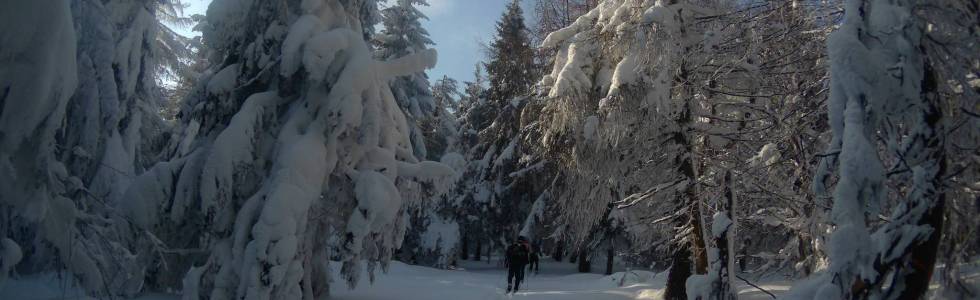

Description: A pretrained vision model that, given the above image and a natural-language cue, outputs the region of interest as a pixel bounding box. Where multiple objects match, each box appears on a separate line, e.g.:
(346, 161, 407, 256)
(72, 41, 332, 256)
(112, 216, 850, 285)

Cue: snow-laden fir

(0, 0, 977, 299)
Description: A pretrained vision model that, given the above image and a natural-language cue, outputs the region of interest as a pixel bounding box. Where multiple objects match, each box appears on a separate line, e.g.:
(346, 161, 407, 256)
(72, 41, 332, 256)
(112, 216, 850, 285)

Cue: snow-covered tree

(530, 0, 598, 45)
(0, 0, 80, 288)
(786, 0, 953, 298)
(375, 0, 436, 159)
(119, 0, 455, 298)
(2, 0, 976, 298)
(535, 0, 836, 297)
(449, 1, 555, 262)
(536, 1, 716, 293)
(1, 0, 184, 296)
(917, 1, 980, 297)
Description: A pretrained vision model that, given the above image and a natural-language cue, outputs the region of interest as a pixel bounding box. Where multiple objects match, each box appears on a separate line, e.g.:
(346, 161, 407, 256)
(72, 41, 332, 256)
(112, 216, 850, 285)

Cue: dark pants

(507, 264, 526, 291)
(529, 258, 539, 273)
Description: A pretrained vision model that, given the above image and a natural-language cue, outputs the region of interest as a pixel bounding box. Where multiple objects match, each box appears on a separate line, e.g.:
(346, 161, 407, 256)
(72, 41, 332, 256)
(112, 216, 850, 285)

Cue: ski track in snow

(330, 260, 788, 300)
(4, 258, 979, 299)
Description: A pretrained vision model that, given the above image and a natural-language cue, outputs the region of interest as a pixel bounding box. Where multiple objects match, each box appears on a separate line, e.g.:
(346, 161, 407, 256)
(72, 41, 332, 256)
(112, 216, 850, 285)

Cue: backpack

(507, 243, 530, 266)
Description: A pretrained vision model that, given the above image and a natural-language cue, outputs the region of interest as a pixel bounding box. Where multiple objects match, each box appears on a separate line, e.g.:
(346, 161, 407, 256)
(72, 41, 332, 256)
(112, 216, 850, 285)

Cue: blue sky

(419, 0, 531, 84)
(177, 0, 534, 84)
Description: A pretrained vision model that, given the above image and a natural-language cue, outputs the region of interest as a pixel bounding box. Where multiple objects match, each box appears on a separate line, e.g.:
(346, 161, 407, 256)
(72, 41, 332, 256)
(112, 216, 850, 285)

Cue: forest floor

(3, 258, 977, 299)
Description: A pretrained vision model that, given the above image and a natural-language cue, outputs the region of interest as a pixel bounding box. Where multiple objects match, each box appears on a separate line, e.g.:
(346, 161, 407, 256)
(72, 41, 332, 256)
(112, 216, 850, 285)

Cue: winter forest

(0, 0, 978, 299)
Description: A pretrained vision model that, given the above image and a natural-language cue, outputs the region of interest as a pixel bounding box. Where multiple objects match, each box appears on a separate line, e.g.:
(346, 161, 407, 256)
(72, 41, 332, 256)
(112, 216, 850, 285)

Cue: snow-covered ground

(0, 258, 783, 300)
(331, 259, 789, 300)
(4, 258, 977, 299)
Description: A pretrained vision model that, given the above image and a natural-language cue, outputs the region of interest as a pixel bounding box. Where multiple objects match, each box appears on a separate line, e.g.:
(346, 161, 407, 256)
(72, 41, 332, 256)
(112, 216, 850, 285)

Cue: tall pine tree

(485, 0, 537, 107)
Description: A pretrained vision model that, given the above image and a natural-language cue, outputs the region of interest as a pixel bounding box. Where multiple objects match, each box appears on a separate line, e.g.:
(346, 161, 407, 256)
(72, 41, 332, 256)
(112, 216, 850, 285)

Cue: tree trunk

(664, 246, 692, 300)
(605, 244, 614, 275)
(474, 239, 482, 261)
(665, 94, 704, 299)
(709, 170, 737, 300)
(461, 235, 469, 260)
(577, 249, 590, 273)
(553, 242, 564, 262)
(884, 64, 946, 300)
(689, 197, 708, 274)
(678, 80, 708, 275)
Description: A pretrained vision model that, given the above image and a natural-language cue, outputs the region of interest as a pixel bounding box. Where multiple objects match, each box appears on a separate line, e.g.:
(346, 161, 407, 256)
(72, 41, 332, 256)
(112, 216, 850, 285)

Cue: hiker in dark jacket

(504, 236, 531, 293)
(528, 243, 540, 274)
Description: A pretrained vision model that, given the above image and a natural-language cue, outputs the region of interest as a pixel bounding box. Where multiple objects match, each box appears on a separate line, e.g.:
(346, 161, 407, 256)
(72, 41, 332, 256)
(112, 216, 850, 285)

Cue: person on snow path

(505, 236, 531, 293)
(528, 243, 540, 274)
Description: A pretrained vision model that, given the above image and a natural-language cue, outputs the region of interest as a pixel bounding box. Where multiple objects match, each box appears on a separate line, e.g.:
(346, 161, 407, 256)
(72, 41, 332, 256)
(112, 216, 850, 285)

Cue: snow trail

(331, 260, 790, 300)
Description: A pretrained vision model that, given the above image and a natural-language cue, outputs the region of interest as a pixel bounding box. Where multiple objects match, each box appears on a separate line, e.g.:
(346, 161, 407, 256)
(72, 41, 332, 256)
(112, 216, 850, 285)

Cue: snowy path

(1, 259, 797, 299)
(332, 261, 660, 300)
(6, 260, 976, 299)
(332, 260, 790, 300)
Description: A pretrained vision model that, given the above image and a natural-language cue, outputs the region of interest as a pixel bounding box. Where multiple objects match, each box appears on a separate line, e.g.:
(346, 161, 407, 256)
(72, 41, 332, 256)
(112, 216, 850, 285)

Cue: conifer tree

(375, 0, 437, 159)
(484, 0, 537, 107)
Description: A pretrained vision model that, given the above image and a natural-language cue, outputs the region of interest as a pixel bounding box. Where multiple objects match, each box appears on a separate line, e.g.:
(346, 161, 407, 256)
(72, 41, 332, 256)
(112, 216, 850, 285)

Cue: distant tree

(484, 0, 538, 107)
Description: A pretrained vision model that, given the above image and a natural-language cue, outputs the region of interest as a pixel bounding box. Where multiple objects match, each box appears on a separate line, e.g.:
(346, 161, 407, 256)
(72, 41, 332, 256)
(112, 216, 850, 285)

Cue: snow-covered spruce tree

(786, 0, 948, 299)
(397, 75, 463, 269)
(454, 93, 550, 260)
(2, 0, 183, 295)
(121, 0, 455, 298)
(374, 0, 436, 160)
(371, 0, 461, 269)
(452, 1, 552, 261)
(0, 0, 79, 287)
(57, 0, 183, 295)
(425, 75, 462, 158)
(65, 0, 179, 209)
(485, 0, 539, 108)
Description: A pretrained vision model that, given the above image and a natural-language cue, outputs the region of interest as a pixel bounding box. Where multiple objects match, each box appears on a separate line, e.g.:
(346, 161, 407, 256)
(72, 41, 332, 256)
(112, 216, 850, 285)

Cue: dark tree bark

(461, 235, 469, 260)
(474, 239, 482, 261)
(664, 65, 707, 300)
(577, 249, 590, 273)
(664, 246, 693, 300)
(605, 244, 614, 275)
(709, 170, 736, 300)
(553, 242, 564, 262)
(881, 64, 946, 300)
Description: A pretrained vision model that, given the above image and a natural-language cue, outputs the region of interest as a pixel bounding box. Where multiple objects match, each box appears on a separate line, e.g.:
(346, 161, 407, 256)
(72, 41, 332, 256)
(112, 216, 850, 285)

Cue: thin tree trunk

(885, 64, 946, 300)
(679, 68, 708, 276)
(554, 242, 564, 262)
(665, 62, 707, 300)
(577, 249, 590, 273)
(474, 239, 482, 261)
(461, 234, 469, 260)
(710, 170, 737, 300)
(605, 244, 614, 275)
